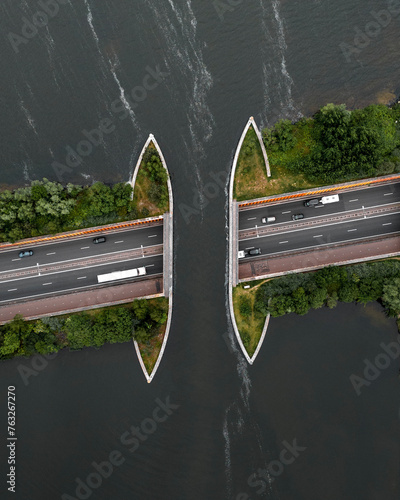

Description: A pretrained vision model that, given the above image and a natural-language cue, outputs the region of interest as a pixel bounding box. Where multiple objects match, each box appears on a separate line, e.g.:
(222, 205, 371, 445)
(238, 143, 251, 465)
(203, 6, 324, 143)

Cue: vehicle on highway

(248, 248, 261, 256)
(97, 267, 147, 283)
(320, 194, 339, 204)
(18, 250, 33, 258)
(238, 250, 245, 259)
(303, 198, 320, 207)
(292, 213, 304, 221)
(261, 216, 276, 223)
(93, 236, 107, 244)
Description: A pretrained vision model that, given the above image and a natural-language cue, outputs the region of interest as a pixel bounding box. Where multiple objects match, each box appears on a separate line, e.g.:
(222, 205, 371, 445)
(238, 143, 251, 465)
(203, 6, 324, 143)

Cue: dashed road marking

(81, 246, 90, 249)
(384, 193, 393, 196)
(247, 217, 257, 220)
(47, 252, 56, 255)
(7, 288, 17, 292)
(382, 222, 392, 226)
(347, 229, 357, 232)
(282, 211, 291, 214)
(77, 276, 87, 279)
(279, 241, 289, 244)
(313, 234, 323, 238)
(42, 282, 52, 286)
(115, 240, 124, 244)
(148, 235, 157, 238)
(349, 199, 358, 202)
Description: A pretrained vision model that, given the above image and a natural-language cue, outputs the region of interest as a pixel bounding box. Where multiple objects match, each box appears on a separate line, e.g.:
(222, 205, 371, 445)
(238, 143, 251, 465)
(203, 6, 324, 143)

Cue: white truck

(320, 194, 339, 205)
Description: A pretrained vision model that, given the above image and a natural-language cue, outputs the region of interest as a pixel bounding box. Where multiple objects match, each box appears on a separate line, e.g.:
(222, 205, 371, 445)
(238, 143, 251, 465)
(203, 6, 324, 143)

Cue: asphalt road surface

(239, 211, 400, 257)
(0, 225, 163, 303)
(239, 182, 400, 230)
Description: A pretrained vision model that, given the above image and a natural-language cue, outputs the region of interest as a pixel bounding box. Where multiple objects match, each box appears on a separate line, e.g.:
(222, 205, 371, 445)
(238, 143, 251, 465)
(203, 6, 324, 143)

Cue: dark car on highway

(93, 236, 106, 244)
(18, 250, 33, 258)
(248, 248, 261, 256)
(292, 213, 304, 221)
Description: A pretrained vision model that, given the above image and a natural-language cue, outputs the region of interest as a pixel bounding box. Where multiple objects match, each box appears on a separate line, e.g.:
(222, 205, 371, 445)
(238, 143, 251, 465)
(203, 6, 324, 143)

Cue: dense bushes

(255, 260, 400, 319)
(141, 149, 169, 208)
(0, 298, 168, 361)
(0, 179, 138, 243)
(263, 103, 400, 184)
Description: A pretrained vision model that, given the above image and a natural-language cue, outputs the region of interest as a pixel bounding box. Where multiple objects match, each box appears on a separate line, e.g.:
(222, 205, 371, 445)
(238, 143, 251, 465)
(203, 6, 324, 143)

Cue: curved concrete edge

(228, 117, 271, 364)
(131, 134, 174, 383)
(128, 134, 154, 197)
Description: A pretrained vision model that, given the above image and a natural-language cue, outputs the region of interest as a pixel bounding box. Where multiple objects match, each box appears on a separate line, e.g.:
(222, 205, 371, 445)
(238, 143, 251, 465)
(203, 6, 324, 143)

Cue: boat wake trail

(144, 0, 215, 159)
(223, 181, 276, 499)
(258, 0, 302, 126)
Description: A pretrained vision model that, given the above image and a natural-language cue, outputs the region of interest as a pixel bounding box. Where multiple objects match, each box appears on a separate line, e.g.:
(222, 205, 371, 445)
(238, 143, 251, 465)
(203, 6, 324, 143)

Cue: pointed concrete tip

(250, 116, 254, 120)
(149, 133, 154, 139)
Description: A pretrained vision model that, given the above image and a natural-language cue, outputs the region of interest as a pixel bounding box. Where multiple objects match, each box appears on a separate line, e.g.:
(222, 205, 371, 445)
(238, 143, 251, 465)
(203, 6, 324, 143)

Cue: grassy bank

(132, 142, 169, 217)
(255, 260, 400, 326)
(262, 103, 400, 195)
(136, 297, 168, 374)
(0, 297, 168, 363)
(232, 279, 268, 357)
(233, 126, 270, 201)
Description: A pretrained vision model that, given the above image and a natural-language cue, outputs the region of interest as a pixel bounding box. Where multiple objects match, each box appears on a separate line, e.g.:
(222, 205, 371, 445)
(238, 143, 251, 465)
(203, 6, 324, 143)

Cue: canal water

(0, 0, 399, 498)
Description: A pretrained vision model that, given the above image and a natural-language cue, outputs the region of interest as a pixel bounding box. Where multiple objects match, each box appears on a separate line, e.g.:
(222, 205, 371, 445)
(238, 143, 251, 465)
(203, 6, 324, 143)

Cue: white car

(238, 251, 245, 259)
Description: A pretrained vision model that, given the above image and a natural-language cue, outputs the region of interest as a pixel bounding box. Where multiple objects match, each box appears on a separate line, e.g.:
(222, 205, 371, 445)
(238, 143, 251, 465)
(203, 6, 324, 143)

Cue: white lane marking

(77, 276, 87, 280)
(46, 252, 56, 255)
(245, 247, 254, 250)
(384, 193, 393, 196)
(146, 264, 155, 267)
(349, 199, 358, 202)
(279, 241, 289, 244)
(12, 258, 20, 261)
(247, 217, 257, 220)
(114, 240, 124, 244)
(347, 229, 357, 232)
(42, 282, 52, 286)
(382, 222, 392, 226)
(282, 211, 291, 214)
(81, 246, 90, 249)
(148, 235, 157, 238)
(8, 288, 17, 292)
(313, 235, 323, 238)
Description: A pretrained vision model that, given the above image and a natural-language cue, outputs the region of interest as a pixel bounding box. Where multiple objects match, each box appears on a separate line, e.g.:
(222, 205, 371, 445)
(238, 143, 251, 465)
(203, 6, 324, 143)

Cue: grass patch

(132, 142, 169, 217)
(137, 297, 169, 374)
(232, 279, 268, 357)
(234, 126, 270, 201)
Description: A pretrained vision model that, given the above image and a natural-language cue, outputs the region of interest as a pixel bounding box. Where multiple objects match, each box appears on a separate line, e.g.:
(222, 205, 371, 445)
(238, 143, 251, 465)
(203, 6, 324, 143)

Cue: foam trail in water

(144, 0, 214, 158)
(258, 0, 302, 125)
(222, 167, 276, 497)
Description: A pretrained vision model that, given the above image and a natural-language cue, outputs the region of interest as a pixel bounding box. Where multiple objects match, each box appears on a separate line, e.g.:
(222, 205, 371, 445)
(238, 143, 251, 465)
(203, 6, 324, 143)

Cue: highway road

(239, 182, 400, 230)
(0, 225, 163, 303)
(239, 211, 400, 257)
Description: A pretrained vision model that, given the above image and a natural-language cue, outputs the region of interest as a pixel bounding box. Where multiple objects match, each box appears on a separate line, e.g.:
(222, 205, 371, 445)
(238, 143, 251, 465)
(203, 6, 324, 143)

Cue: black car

(292, 213, 304, 221)
(248, 248, 261, 256)
(18, 250, 33, 258)
(93, 236, 106, 244)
